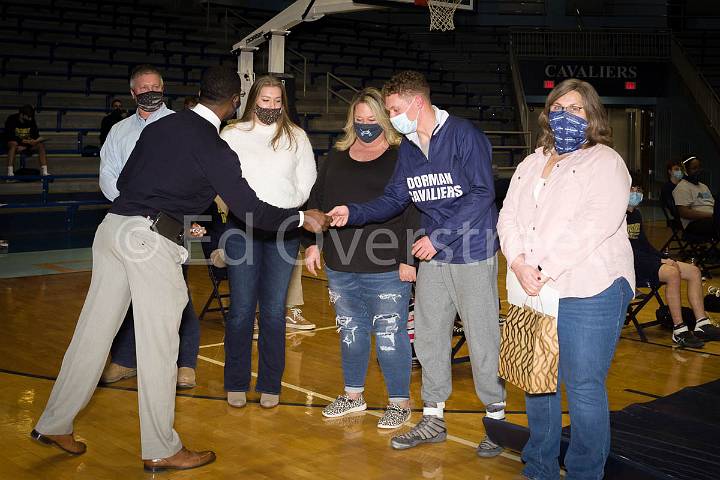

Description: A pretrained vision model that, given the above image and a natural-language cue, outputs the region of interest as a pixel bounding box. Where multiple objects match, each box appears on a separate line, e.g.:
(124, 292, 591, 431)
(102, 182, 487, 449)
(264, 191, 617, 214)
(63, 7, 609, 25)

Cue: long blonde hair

(537, 78, 613, 155)
(335, 87, 401, 151)
(238, 75, 299, 151)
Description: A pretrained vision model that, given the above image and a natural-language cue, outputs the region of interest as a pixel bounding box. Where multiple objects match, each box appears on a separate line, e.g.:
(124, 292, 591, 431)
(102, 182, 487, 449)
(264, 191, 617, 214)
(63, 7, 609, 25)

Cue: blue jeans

(223, 224, 300, 395)
(522, 277, 633, 480)
(325, 266, 412, 401)
(111, 264, 199, 369)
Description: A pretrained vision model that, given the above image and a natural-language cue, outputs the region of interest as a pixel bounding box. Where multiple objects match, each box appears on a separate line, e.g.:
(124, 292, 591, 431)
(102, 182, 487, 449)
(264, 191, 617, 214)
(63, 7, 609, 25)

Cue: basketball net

(427, 0, 462, 31)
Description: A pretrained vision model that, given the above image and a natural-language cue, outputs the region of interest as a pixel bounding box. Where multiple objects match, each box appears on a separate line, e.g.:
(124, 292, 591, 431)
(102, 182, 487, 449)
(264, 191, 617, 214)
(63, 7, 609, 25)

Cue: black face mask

(686, 172, 702, 185)
(135, 91, 164, 112)
(353, 122, 384, 143)
(254, 105, 282, 125)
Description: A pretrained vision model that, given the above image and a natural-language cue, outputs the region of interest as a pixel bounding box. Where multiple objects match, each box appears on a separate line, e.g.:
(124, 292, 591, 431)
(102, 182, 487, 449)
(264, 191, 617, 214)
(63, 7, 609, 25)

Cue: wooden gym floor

(1, 220, 719, 479)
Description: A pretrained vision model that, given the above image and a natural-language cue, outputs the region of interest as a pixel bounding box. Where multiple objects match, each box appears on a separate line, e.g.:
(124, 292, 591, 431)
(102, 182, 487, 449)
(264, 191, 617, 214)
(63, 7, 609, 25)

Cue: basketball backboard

(352, 0, 476, 13)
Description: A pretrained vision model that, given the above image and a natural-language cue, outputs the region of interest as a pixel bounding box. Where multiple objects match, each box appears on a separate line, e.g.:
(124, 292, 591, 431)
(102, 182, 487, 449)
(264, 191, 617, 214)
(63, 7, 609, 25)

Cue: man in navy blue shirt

(32, 67, 330, 472)
(328, 71, 505, 456)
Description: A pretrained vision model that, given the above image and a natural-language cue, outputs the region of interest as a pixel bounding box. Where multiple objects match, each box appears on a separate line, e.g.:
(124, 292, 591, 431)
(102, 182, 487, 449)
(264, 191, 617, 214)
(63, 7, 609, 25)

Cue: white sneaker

(285, 307, 315, 330)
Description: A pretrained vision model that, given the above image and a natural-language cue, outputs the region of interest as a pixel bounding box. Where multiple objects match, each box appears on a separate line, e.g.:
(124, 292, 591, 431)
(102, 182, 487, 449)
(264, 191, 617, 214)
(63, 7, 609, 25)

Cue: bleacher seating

(0, 0, 528, 237)
(677, 30, 720, 97)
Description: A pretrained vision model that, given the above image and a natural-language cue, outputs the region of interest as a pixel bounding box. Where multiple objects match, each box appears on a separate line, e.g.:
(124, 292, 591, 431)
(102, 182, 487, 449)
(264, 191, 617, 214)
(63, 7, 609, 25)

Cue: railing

(510, 30, 671, 59)
(671, 38, 720, 141)
(508, 44, 532, 157)
(286, 47, 308, 97)
(325, 72, 358, 113)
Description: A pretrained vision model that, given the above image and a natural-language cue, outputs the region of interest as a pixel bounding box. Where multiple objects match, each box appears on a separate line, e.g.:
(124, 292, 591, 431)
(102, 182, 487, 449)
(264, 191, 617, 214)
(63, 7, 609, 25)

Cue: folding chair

(198, 263, 230, 324)
(451, 316, 470, 364)
(659, 203, 688, 257)
(660, 204, 720, 276)
(625, 280, 666, 342)
(198, 201, 230, 324)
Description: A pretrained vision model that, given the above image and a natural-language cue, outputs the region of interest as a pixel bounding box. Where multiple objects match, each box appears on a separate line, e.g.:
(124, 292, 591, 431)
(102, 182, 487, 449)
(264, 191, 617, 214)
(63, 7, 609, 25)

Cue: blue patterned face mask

(353, 122, 383, 143)
(628, 191, 643, 207)
(549, 110, 588, 155)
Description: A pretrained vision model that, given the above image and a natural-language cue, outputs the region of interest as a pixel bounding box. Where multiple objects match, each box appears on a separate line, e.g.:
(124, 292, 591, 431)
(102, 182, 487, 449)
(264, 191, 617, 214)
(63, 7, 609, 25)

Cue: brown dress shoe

(143, 447, 216, 472)
(177, 367, 196, 389)
(31, 429, 87, 455)
(100, 362, 137, 384)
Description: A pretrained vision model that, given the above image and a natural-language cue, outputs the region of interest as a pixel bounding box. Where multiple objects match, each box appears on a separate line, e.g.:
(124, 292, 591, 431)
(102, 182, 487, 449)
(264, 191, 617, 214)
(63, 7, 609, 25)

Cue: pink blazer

(497, 144, 635, 298)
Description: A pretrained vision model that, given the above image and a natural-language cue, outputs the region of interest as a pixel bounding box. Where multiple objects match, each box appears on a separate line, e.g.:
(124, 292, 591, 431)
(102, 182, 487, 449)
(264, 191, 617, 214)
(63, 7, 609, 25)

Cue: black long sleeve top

(305, 147, 420, 273)
(110, 109, 298, 230)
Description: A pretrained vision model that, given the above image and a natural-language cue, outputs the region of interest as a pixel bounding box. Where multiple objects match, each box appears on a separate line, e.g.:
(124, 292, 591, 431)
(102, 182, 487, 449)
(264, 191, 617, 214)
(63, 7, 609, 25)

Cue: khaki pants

(285, 255, 304, 307)
(35, 214, 189, 459)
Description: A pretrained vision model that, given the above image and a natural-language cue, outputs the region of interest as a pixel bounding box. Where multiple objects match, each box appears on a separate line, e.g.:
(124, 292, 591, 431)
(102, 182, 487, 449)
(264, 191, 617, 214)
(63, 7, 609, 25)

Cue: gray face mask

(135, 91, 164, 112)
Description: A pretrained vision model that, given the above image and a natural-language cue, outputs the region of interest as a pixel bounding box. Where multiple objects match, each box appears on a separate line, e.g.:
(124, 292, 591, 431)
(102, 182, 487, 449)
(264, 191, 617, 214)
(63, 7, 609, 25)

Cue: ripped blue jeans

(325, 266, 412, 402)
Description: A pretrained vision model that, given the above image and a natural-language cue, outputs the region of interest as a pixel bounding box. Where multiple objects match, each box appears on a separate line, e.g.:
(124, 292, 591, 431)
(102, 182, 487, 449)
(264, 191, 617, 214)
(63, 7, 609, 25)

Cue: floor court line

(198, 325, 338, 349)
(195, 354, 522, 463)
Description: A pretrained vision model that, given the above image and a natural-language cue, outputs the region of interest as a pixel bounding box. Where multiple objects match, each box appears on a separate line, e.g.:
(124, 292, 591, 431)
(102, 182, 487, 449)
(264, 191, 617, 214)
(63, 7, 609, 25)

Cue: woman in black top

(305, 88, 419, 429)
(626, 180, 719, 347)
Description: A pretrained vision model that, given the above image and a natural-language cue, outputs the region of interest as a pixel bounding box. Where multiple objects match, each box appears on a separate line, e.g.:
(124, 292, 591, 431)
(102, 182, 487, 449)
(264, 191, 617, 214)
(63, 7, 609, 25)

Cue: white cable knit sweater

(220, 121, 316, 209)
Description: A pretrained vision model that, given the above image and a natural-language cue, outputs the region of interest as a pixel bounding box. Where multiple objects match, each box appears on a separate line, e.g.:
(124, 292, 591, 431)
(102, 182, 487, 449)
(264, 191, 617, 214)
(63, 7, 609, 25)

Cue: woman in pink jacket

(497, 79, 635, 480)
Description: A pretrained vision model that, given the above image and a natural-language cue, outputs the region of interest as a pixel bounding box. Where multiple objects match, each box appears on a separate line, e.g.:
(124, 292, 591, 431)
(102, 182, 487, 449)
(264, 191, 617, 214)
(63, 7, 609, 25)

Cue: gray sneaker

(476, 435, 503, 457)
(322, 394, 367, 418)
(390, 415, 447, 450)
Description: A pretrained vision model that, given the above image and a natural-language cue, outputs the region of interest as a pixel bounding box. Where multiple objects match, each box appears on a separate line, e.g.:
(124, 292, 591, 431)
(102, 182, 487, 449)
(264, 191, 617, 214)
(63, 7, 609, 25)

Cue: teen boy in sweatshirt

(328, 71, 505, 457)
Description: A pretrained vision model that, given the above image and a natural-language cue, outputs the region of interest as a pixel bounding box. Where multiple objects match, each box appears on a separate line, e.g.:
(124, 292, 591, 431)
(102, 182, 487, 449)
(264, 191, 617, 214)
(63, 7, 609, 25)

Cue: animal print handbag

(498, 302, 559, 394)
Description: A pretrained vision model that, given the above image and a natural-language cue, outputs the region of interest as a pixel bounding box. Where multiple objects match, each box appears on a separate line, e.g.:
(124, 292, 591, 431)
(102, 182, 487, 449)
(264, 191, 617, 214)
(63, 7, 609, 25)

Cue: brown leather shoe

(177, 367, 196, 389)
(100, 362, 137, 384)
(143, 447, 216, 472)
(31, 429, 87, 455)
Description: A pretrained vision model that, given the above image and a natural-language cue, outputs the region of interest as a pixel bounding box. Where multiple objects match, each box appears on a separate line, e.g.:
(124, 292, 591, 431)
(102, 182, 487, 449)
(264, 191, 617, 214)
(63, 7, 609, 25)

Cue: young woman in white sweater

(219, 75, 316, 409)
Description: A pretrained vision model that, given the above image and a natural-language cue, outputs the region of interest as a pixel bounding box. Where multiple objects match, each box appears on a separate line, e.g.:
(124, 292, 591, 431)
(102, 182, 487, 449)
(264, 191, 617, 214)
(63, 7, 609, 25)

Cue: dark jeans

(111, 264, 200, 369)
(522, 277, 633, 480)
(685, 218, 717, 239)
(223, 225, 300, 395)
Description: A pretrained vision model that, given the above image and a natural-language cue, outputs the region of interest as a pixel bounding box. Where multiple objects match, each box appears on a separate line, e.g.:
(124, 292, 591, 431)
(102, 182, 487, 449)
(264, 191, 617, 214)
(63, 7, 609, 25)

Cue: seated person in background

(627, 178, 720, 347)
(100, 99, 127, 144)
(4, 105, 48, 177)
(184, 96, 199, 109)
(672, 156, 716, 238)
(660, 160, 683, 214)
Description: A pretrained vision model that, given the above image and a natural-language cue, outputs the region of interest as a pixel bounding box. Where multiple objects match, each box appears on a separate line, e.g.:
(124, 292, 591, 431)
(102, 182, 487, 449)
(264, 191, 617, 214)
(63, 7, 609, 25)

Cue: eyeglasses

(550, 104, 584, 114)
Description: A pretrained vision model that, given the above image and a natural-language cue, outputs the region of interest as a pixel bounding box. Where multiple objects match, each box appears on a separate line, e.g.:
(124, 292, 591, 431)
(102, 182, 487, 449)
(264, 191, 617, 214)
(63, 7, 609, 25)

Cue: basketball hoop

(425, 0, 463, 31)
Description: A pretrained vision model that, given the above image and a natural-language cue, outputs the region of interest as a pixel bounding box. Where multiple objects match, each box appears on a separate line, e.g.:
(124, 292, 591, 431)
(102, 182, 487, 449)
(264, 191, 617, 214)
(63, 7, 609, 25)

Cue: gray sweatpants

(35, 213, 189, 459)
(414, 255, 505, 406)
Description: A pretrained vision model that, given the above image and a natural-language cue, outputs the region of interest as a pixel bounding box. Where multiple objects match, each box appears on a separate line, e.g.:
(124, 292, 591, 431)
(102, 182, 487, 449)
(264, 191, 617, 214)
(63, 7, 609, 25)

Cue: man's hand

(327, 205, 349, 227)
(302, 209, 331, 233)
(661, 258, 677, 267)
(412, 236, 437, 261)
(399, 263, 416, 282)
(304, 245, 322, 276)
(189, 222, 206, 238)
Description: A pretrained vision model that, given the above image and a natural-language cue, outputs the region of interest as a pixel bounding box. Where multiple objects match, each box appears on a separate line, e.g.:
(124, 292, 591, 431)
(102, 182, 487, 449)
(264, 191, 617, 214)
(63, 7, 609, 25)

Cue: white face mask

(390, 97, 420, 135)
